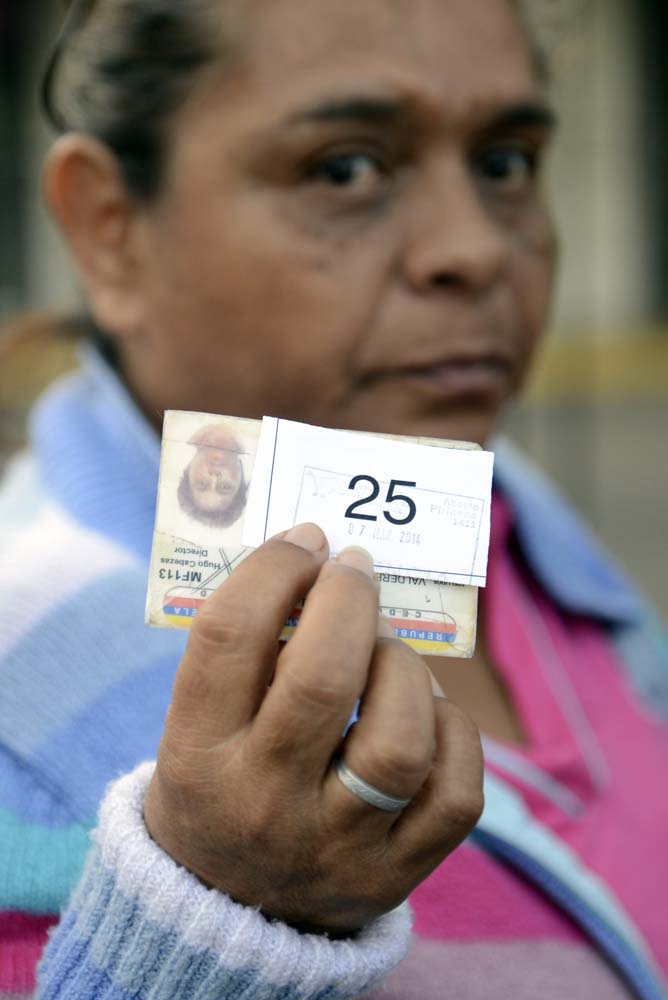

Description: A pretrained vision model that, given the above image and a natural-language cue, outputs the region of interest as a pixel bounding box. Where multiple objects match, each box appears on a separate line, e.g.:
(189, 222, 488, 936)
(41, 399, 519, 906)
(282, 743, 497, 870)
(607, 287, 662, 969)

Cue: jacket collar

(30, 346, 160, 565)
(492, 436, 643, 626)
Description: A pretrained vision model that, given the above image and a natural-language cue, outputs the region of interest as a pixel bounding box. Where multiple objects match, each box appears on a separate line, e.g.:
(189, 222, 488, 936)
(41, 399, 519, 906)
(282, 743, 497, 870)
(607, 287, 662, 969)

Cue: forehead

(221, 0, 538, 120)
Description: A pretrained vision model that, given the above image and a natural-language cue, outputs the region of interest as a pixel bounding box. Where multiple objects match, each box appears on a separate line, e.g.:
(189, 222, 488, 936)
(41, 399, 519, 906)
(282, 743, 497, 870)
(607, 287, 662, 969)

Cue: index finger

(168, 524, 329, 741)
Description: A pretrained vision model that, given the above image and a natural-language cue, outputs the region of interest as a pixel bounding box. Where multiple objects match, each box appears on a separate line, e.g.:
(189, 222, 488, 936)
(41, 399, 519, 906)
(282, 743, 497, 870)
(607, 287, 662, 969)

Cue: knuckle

(365, 740, 433, 788)
(373, 634, 430, 685)
(453, 786, 485, 831)
(283, 659, 355, 713)
(444, 699, 481, 738)
(431, 703, 485, 833)
(440, 782, 485, 834)
(190, 601, 251, 657)
(438, 701, 485, 767)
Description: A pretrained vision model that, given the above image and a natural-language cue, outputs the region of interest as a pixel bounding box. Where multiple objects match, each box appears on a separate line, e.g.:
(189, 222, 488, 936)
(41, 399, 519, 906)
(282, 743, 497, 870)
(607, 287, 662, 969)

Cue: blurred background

(1, 0, 667, 613)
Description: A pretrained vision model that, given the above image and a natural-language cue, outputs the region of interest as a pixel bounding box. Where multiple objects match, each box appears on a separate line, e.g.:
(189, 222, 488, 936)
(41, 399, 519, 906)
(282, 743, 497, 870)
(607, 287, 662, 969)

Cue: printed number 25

(345, 476, 417, 526)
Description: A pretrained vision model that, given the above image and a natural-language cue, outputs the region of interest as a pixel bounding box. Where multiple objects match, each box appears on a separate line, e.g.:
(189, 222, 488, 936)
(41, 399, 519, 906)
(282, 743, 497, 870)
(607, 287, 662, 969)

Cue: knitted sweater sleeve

(36, 763, 413, 1000)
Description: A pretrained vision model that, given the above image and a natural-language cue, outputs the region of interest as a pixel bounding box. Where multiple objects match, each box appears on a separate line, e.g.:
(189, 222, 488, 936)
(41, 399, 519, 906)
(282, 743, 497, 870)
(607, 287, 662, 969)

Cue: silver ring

(335, 758, 412, 813)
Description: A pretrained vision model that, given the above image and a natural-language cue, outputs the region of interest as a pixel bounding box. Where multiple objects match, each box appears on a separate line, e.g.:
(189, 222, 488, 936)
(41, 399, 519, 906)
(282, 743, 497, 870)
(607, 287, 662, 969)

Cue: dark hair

(177, 462, 249, 529)
(42, 0, 238, 199)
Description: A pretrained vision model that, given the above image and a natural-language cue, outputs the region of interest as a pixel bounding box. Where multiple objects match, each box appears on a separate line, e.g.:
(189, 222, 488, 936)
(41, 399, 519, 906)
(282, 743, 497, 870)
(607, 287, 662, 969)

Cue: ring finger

(326, 632, 436, 830)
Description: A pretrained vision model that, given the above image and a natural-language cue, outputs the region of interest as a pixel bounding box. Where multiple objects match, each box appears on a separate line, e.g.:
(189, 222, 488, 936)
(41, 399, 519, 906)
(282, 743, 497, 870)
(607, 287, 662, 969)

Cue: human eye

(306, 150, 390, 197)
(474, 144, 540, 197)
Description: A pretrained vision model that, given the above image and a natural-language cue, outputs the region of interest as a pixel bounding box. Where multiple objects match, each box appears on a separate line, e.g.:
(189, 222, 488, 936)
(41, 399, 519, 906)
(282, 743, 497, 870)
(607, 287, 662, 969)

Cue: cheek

(511, 207, 557, 346)
(154, 187, 389, 323)
(221, 462, 242, 486)
(188, 464, 203, 492)
(199, 237, 392, 394)
(141, 187, 400, 417)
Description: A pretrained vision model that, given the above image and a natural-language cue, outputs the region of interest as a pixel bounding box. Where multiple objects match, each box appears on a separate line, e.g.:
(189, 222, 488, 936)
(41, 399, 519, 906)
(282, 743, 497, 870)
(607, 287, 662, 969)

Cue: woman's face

(187, 448, 243, 514)
(122, 0, 556, 445)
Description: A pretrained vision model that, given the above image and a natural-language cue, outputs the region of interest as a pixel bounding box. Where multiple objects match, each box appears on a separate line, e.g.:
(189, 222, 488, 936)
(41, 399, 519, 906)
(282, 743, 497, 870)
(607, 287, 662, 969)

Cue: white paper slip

(243, 417, 494, 587)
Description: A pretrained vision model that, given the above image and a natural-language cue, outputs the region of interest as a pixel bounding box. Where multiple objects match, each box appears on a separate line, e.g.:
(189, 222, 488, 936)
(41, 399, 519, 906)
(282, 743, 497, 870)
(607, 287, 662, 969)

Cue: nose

(401, 155, 509, 295)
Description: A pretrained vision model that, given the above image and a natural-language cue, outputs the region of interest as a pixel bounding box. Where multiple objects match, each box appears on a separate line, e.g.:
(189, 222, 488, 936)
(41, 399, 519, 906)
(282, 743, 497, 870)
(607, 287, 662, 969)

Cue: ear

(43, 135, 148, 338)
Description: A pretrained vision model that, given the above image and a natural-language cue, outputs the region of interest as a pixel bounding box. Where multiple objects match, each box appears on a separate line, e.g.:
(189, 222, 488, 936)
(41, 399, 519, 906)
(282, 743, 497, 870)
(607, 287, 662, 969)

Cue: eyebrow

(285, 97, 406, 128)
(282, 95, 557, 134)
(484, 103, 558, 133)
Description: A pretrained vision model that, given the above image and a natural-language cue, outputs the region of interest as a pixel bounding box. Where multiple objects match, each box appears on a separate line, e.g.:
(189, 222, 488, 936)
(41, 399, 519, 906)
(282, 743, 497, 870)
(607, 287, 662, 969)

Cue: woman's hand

(143, 523, 484, 936)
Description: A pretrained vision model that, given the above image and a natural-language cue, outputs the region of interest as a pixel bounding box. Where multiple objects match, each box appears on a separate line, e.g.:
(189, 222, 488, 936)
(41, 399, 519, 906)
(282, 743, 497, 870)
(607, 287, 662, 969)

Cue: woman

(0, 1, 666, 998)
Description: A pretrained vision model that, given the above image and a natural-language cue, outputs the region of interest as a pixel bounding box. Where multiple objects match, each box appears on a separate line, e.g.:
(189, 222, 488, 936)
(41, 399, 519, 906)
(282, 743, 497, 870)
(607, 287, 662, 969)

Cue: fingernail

(336, 546, 375, 578)
(426, 667, 448, 700)
(377, 616, 396, 639)
(284, 523, 327, 553)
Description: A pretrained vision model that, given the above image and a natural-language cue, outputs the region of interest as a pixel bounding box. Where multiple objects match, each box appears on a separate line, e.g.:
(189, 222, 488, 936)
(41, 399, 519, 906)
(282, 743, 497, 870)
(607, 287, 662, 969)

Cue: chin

(420, 394, 509, 446)
(422, 418, 496, 447)
(332, 386, 507, 446)
(377, 407, 500, 448)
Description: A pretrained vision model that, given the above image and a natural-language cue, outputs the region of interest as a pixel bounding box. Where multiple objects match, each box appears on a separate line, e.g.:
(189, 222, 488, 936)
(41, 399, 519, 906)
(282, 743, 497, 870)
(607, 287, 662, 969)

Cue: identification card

(145, 411, 491, 658)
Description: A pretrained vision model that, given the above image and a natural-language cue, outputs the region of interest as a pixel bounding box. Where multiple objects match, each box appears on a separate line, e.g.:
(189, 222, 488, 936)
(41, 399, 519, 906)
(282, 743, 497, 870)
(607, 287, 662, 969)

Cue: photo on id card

(145, 410, 260, 630)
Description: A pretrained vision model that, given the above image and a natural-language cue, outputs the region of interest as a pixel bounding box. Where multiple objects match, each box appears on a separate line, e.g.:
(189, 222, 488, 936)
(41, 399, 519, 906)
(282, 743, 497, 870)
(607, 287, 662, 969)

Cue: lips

(409, 356, 512, 391)
(368, 351, 517, 402)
